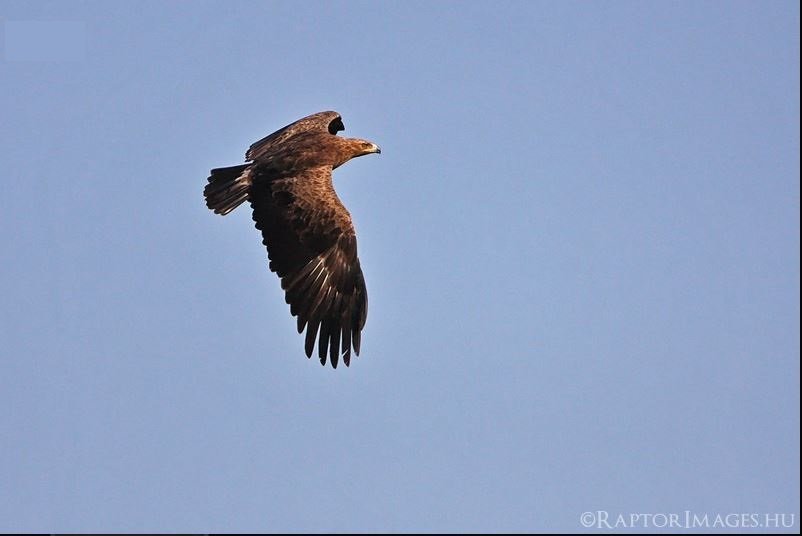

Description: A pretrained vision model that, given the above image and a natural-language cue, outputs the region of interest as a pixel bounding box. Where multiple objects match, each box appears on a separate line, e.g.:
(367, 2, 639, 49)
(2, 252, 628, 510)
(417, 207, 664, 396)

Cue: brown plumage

(204, 111, 380, 368)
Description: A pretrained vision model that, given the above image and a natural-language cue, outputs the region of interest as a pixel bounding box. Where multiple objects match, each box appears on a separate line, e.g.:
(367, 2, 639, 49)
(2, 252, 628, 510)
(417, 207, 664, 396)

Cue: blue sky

(1, 1, 799, 532)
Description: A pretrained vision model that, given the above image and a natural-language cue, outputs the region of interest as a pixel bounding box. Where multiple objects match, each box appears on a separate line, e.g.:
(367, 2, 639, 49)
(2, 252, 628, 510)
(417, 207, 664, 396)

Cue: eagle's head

(351, 139, 382, 157)
(331, 137, 381, 168)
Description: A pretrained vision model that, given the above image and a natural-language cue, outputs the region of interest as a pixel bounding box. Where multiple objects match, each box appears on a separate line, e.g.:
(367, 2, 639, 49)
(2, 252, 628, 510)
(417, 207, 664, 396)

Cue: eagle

(204, 111, 381, 368)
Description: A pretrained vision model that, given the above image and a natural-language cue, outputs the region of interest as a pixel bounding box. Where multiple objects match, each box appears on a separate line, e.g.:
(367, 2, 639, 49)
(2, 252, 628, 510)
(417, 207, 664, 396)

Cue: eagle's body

(204, 111, 380, 368)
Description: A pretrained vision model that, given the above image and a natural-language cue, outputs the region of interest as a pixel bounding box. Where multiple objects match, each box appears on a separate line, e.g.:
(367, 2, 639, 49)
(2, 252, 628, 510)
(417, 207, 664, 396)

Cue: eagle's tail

(204, 164, 253, 216)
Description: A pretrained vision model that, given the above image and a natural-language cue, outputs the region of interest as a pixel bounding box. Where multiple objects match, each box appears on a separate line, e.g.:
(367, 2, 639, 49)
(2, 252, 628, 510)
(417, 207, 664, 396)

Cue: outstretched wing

(246, 111, 345, 162)
(249, 165, 367, 367)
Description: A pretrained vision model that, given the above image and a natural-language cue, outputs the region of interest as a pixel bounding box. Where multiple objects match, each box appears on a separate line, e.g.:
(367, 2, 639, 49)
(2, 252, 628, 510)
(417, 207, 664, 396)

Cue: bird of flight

(204, 111, 381, 368)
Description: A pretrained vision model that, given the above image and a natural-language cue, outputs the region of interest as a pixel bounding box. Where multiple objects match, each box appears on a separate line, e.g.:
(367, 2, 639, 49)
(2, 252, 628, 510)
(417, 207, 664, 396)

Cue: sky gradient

(1, 1, 799, 532)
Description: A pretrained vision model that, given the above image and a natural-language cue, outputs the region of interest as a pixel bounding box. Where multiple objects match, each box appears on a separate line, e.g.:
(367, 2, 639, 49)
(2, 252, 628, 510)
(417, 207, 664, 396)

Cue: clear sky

(1, 1, 799, 533)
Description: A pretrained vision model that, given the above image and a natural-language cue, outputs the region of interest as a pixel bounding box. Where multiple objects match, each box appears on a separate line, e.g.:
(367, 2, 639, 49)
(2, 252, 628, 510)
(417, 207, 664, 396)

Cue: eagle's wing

(249, 165, 367, 367)
(246, 111, 345, 162)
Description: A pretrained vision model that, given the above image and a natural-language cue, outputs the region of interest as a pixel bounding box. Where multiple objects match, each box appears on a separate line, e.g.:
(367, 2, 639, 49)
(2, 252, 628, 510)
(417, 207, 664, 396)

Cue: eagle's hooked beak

(371, 144, 382, 154)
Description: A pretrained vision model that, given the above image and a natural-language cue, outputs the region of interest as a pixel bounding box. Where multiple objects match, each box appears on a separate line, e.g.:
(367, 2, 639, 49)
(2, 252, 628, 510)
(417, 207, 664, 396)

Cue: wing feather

(246, 111, 344, 162)
(249, 165, 367, 366)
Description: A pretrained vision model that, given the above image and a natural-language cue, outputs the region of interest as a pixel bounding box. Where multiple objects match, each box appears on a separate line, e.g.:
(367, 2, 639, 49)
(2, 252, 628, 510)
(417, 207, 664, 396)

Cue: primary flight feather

(204, 111, 380, 368)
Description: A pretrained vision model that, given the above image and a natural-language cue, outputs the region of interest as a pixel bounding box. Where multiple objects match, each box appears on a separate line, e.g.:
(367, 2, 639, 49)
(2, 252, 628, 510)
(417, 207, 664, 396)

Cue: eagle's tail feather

(204, 164, 253, 216)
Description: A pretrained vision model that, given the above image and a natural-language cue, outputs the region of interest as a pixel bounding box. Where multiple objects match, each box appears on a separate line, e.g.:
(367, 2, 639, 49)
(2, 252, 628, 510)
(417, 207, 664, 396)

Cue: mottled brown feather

(246, 111, 344, 162)
(250, 164, 368, 367)
(205, 111, 376, 368)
